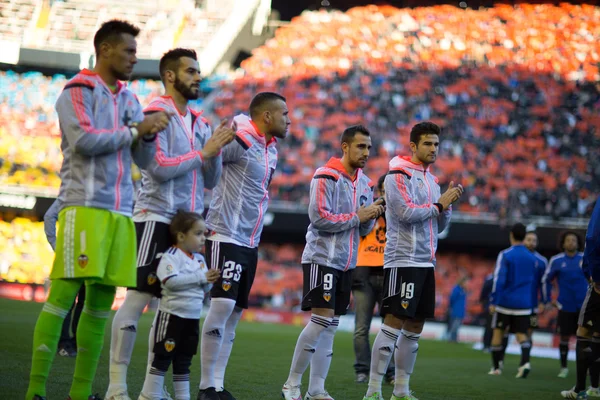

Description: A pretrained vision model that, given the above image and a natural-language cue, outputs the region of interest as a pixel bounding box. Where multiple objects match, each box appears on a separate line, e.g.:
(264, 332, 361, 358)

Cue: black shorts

(207, 239, 258, 309)
(530, 312, 538, 329)
(558, 310, 580, 336)
(134, 221, 173, 297)
(301, 264, 353, 316)
(152, 310, 199, 357)
(579, 286, 600, 332)
(491, 311, 530, 334)
(381, 267, 435, 320)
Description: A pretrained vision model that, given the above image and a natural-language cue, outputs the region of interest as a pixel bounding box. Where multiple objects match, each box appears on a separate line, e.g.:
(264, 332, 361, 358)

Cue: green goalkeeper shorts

(50, 206, 137, 287)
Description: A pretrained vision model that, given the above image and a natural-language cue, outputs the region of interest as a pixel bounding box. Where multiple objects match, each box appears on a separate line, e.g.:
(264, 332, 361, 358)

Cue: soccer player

(139, 211, 220, 400)
(488, 223, 539, 378)
(561, 200, 600, 399)
(26, 19, 172, 400)
(106, 48, 235, 400)
(282, 125, 384, 400)
(197, 92, 290, 400)
(524, 231, 548, 351)
(363, 122, 462, 400)
(542, 231, 587, 378)
(44, 199, 86, 358)
(353, 174, 395, 385)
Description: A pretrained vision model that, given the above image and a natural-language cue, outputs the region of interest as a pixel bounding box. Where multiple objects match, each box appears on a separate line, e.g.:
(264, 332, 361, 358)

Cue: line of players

(26, 18, 466, 400)
(483, 216, 600, 400)
(25, 16, 600, 400)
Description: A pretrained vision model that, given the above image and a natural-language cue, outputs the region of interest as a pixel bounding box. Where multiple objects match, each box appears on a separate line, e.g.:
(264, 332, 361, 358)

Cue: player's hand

(438, 181, 463, 210)
(202, 120, 236, 158)
(593, 282, 600, 295)
(537, 303, 545, 314)
(357, 203, 385, 223)
(489, 305, 496, 314)
(206, 269, 220, 284)
(138, 111, 173, 136)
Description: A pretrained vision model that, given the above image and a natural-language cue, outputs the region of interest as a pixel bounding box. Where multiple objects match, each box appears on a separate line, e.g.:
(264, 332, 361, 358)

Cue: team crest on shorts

(401, 300, 409, 309)
(164, 339, 176, 352)
(323, 292, 331, 302)
(222, 280, 232, 291)
(147, 273, 157, 285)
(78, 254, 88, 268)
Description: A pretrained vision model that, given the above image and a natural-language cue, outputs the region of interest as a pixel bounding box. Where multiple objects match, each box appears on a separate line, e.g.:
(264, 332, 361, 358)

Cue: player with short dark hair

(543, 231, 587, 379)
(139, 211, 219, 400)
(197, 92, 290, 400)
(26, 19, 173, 400)
(363, 122, 462, 400)
(561, 201, 600, 399)
(106, 47, 235, 400)
(282, 125, 384, 400)
(488, 223, 539, 379)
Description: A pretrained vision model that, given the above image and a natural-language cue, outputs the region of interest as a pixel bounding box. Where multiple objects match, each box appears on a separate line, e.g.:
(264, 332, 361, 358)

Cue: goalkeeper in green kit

(26, 19, 172, 400)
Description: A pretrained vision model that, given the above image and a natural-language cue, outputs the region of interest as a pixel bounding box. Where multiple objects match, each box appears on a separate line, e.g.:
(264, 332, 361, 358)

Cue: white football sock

(140, 366, 166, 400)
(286, 314, 332, 387)
(174, 373, 190, 400)
(394, 329, 421, 397)
(308, 317, 339, 395)
(214, 307, 243, 391)
(199, 298, 236, 390)
(366, 324, 400, 396)
(108, 290, 152, 394)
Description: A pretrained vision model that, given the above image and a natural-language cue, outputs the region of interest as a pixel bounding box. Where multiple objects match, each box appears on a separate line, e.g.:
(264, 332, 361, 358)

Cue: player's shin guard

(576, 336, 593, 392)
(108, 290, 153, 395)
(394, 330, 421, 397)
(560, 340, 570, 369)
(286, 314, 333, 387)
(27, 279, 82, 400)
(214, 308, 243, 391)
(308, 317, 339, 395)
(69, 284, 116, 400)
(200, 298, 236, 390)
(520, 340, 532, 366)
(366, 324, 400, 397)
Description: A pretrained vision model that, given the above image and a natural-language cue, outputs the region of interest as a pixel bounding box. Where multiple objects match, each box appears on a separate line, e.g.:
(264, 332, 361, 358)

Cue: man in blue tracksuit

(489, 223, 538, 378)
(447, 277, 468, 342)
(543, 231, 587, 379)
(561, 200, 600, 399)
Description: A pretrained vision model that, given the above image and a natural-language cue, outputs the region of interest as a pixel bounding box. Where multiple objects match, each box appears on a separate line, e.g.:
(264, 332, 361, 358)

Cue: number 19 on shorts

(401, 282, 414, 299)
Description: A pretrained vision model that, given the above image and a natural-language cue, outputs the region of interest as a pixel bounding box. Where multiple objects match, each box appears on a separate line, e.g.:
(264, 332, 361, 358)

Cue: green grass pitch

(1, 298, 576, 399)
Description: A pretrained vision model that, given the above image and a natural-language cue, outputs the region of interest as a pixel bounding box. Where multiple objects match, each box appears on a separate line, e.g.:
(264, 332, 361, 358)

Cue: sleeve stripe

(316, 178, 355, 223)
(70, 87, 115, 135)
(314, 174, 338, 182)
(235, 134, 252, 150)
(64, 81, 95, 90)
(388, 169, 412, 179)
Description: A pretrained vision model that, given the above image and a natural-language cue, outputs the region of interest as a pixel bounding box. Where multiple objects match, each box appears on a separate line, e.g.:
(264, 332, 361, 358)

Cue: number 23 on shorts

(222, 260, 242, 282)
